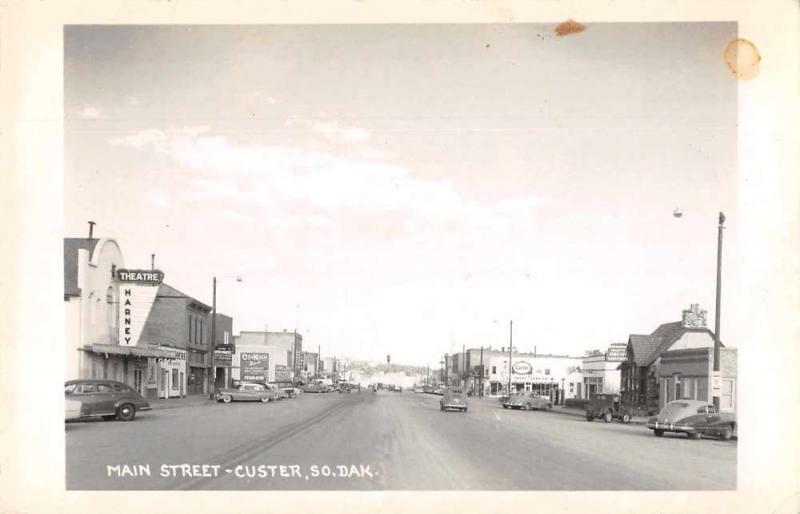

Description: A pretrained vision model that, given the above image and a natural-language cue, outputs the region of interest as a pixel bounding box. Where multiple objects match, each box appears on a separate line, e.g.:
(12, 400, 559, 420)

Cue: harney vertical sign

(117, 269, 164, 347)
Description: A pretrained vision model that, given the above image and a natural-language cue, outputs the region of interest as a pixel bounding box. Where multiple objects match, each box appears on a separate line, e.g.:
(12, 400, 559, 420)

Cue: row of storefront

(443, 305, 737, 413)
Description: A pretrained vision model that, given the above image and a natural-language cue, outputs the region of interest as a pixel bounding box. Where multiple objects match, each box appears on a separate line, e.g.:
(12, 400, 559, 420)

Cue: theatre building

(64, 234, 180, 396)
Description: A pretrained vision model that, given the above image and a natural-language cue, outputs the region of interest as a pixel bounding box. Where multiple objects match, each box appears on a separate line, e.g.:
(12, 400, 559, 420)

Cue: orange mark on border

(723, 39, 761, 80)
(554, 19, 587, 37)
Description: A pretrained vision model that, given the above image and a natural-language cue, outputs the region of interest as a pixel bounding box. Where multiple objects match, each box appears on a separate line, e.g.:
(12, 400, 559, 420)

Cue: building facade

(658, 346, 737, 412)
(64, 237, 185, 398)
(446, 347, 583, 403)
(620, 304, 730, 416)
(580, 343, 627, 398)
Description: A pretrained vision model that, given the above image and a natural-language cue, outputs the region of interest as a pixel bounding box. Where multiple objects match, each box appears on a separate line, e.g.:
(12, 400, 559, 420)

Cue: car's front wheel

(622, 413, 631, 424)
(222, 395, 232, 403)
(586, 413, 594, 422)
(526, 403, 532, 411)
(603, 411, 613, 423)
(116, 403, 136, 421)
(654, 429, 664, 437)
(719, 424, 734, 441)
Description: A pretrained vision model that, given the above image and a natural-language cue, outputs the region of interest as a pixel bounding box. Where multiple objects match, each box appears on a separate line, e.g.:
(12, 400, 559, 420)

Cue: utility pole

(713, 212, 725, 411)
(208, 276, 217, 400)
(508, 320, 513, 396)
(479, 346, 484, 398)
(462, 344, 466, 389)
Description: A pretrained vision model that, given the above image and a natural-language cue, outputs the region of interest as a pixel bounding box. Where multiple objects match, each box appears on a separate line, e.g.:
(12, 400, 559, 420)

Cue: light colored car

(647, 400, 737, 440)
(504, 392, 552, 411)
(440, 388, 468, 412)
(65, 379, 152, 421)
(215, 383, 277, 403)
(264, 383, 289, 400)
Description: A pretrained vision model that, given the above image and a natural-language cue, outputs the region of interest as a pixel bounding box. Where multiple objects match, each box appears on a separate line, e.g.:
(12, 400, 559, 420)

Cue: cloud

(80, 106, 105, 119)
(287, 117, 371, 144)
(109, 127, 544, 239)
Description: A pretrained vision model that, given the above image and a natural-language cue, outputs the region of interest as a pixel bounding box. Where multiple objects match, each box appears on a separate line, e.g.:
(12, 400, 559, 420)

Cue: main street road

(66, 390, 736, 490)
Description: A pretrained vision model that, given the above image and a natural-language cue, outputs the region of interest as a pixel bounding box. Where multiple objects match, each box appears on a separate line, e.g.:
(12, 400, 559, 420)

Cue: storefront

(157, 347, 187, 399)
(80, 343, 184, 399)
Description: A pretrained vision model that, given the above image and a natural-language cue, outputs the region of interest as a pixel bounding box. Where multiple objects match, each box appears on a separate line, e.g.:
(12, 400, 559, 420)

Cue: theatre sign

(117, 269, 165, 347)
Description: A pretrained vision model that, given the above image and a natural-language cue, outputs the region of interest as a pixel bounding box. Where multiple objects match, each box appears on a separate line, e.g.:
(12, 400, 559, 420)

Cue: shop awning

(82, 344, 180, 360)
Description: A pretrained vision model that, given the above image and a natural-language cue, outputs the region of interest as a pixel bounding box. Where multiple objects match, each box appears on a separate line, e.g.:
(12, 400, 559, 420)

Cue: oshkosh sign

(117, 270, 163, 347)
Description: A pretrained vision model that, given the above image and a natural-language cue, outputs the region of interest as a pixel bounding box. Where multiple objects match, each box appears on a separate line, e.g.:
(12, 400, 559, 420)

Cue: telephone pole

(713, 212, 725, 411)
(508, 320, 513, 396)
(479, 346, 484, 397)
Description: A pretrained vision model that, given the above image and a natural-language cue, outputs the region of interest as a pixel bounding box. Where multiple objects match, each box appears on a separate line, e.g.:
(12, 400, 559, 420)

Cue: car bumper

(647, 421, 695, 433)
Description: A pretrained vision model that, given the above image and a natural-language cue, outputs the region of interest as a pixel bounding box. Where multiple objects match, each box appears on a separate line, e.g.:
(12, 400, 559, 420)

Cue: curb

(149, 399, 216, 411)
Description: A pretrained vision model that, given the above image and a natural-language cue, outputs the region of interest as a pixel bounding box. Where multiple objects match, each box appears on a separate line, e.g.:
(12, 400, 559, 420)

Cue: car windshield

(660, 402, 690, 417)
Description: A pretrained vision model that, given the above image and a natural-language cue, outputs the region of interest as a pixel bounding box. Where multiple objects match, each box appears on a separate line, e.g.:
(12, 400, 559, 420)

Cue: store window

(491, 366, 496, 374)
(172, 369, 179, 390)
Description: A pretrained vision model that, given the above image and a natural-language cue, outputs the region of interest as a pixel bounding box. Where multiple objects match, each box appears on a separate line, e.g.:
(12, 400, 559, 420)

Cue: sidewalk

(148, 395, 216, 411)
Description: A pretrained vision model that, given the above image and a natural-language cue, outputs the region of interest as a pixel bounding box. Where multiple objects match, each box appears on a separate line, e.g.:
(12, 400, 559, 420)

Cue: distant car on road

(65, 379, 151, 421)
(646, 400, 737, 440)
(504, 392, 552, 411)
(413, 386, 425, 394)
(216, 383, 277, 403)
(585, 393, 631, 423)
(440, 388, 468, 412)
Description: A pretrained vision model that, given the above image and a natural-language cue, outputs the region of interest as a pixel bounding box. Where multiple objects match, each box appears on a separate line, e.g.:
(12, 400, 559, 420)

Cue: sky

(64, 23, 739, 366)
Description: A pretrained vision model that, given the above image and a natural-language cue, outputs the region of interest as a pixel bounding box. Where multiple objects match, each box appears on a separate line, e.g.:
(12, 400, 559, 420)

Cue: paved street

(66, 390, 736, 490)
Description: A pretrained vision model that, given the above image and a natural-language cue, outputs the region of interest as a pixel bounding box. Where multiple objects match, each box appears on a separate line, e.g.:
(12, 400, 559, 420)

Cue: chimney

(88, 221, 96, 239)
(682, 303, 707, 329)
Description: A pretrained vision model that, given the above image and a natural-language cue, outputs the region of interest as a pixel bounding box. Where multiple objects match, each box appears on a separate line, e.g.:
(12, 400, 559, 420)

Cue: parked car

(585, 393, 631, 423)
(216, 383, 277, 403)
(302, 382, 328, 393)
(646, 400, 737, 440)
(263, 383, 289, 400)
(64, 379, 151, 421)
(504, 392, 553, 411)
(414, 386, 425, 394)
(440, 388, 468, 412)
(269, 381, 300, 397)
(339, 383, 353, 394)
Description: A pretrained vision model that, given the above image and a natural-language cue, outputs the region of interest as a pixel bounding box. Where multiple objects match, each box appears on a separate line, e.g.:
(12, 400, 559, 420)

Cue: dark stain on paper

(554, 19, 587, 37)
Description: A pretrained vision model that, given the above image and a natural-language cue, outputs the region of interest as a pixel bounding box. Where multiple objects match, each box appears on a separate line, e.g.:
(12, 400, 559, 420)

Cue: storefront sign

(117, 269, 165, 284)
(241, 352, 269, 383)
(274, 365, 291, 382)
(214, 344, 234, 366)
(512, 361, 533, 375)
(118, 280, 161, 347)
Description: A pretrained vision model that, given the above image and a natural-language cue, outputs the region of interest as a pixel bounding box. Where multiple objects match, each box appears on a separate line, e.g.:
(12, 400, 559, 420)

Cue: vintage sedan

(504, 392, 553, 411)
(65, 379, 151, 421)
(216, 383, 277, 403)
(269, 381, 300, 397)
(302, 382, 328, 393)
(647, 400, 737, 440)
(440, 388, 468, 412)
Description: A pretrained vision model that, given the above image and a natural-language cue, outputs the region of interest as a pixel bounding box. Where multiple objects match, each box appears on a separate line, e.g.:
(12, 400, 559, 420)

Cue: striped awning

(83, 344, 180, 359)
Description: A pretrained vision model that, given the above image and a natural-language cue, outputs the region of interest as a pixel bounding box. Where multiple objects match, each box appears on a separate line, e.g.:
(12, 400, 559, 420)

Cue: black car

(65, 379, 151, 421)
